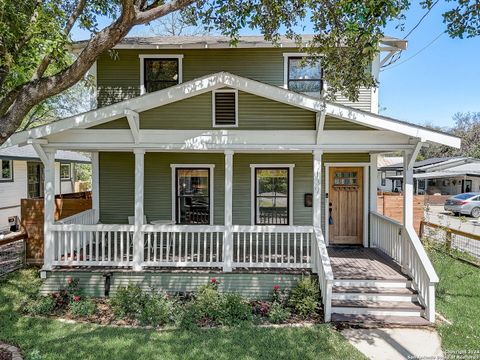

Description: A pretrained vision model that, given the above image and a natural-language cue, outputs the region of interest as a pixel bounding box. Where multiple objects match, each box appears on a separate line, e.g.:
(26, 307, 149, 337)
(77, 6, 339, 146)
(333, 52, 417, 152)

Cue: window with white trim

(173, 166, 214, 225)
(60, 163, 71, 180)
(1, 160, 12, 181)
(139, 55, 183, 94)
(251, 165, 294, 225)
(284, 54, 322, 97)
(212, 90, 238, 127)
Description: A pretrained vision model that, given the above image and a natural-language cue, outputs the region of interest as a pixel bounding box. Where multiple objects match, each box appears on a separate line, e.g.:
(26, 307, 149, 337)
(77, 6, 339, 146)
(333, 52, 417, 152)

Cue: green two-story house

(2, 35, 460, 325)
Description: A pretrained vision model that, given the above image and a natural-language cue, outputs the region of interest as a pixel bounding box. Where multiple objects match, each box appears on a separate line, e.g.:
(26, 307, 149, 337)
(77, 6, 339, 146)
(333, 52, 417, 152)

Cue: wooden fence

(377, 194, 425, 234)
(21, 193, 92, 264)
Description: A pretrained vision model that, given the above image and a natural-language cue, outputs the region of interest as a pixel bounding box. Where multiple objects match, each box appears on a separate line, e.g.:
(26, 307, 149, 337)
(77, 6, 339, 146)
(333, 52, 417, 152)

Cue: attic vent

(213, 90, 237, 127)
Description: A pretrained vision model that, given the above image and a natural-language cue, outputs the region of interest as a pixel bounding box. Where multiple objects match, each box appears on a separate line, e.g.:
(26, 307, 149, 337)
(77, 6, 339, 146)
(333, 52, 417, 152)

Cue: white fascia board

(324, 103, 461, 148)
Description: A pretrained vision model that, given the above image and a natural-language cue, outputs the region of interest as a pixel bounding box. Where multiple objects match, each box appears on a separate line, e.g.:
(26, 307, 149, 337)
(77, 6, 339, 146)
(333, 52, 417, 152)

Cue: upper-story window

(1, 160, 13, 181)
(139, 55, 184, 95)
(283, 54, 322, 97)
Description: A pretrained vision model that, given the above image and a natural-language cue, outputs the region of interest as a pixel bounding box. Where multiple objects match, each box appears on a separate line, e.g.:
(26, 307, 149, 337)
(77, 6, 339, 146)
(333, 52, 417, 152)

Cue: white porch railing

(56, 209, 96, 225)
(311, 228, 333, 322)
(142, 225, 225, 267)
(51, 224, 134, 266)
(370, 211, 439, 322)
(231, 226, 313, 268)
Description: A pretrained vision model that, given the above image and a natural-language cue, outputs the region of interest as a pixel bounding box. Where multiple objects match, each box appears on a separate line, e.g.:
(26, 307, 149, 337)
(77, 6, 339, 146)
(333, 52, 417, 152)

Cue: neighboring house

(0, 145, 90, 230)
(377, 155, 403, 192)
(1, 35, 461, 325)
(378, 156, 480, 195)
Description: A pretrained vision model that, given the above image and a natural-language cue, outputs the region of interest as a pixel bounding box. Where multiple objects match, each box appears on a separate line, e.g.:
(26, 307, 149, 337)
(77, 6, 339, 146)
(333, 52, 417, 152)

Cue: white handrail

(370, 211, 438, 322)
(312, 228, 333, 322)
(56, 209, 96, 225)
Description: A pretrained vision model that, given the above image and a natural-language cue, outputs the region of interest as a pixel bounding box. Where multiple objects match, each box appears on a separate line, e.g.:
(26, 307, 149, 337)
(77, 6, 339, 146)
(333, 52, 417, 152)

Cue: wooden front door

(328, 167, 364, 245)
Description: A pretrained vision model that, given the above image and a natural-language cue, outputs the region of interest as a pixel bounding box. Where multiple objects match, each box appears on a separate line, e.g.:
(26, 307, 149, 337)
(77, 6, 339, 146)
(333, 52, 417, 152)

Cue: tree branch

(135, 0, 196, 24)
(33, 0, 87, 80)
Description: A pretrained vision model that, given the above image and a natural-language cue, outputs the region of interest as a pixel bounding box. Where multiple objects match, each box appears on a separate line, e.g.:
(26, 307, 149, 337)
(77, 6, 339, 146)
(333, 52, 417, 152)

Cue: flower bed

(22, 276, 323, 329)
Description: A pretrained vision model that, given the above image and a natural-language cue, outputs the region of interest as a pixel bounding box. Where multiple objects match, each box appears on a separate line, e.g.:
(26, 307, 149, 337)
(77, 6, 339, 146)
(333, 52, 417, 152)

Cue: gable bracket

(407, 140, 426, 170)
(31, 142, 49, 165)
(315, 109, 326, 144)
(125, 109, 140, 144)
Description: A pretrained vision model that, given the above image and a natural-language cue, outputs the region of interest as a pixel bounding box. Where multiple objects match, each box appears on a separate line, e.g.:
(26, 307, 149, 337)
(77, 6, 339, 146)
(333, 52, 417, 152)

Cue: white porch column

(133, 149, 145, 271)
(403, 150, 414, 231)
(312, 150, 323, 273)
(223, 150, 234, 272)
(313, 150, 323, 231)
(91, 152, 100, 223)
(43, 149, 56, 271)
(369, 154, 378, 248)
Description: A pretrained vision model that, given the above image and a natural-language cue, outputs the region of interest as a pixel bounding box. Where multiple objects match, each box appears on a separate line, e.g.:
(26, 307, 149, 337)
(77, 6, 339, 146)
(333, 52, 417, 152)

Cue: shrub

(271, 284, 288, 304)
(24, 296, 56, 316)
(175, 303, 203, 330)
(288, 277, 319, 317)
(218, 293, 252, 326)
(70, 298, 96, 317)
(194, 283, 223, 321)
(110, 285, 147, 319)
(268, 302, 290, 324)
(252, 301, 270, 317)
(137, 293, 172, 326)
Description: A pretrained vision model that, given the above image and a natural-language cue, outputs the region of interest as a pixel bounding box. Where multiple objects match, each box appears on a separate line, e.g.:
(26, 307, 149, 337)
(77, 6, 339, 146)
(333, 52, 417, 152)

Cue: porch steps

(331, 314, 432, 327)
(331, 279, 428, 324)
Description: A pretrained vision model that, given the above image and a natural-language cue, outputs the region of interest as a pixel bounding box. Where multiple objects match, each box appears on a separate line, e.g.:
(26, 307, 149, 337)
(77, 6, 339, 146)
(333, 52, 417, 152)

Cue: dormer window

(139, 54, 183, 94)
(283, 54, 322, 97)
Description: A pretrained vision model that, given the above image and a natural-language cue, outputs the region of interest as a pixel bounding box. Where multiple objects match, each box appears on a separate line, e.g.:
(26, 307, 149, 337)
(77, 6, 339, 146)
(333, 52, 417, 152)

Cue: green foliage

(110, 285, 173, 326)
(24, 296, 56, 316)
(218, 293, 252, 326)
(137, 293, 172, 326)
(110, 285, 147, 319)
(268, 302, 291, 324)
(288, 277, 319, 317)
(69, 298, 96, 318)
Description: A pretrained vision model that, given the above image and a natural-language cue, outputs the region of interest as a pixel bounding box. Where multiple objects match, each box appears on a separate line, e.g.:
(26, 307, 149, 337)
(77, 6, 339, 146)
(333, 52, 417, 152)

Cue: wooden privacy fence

(377, 194, 425, 234)
(21, 194, 92, 264)
(420, 221, 480, 266)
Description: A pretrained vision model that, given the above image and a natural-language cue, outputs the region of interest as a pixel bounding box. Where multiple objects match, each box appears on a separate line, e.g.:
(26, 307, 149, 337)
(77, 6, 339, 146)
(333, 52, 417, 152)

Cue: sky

(72, 2, 480, 129)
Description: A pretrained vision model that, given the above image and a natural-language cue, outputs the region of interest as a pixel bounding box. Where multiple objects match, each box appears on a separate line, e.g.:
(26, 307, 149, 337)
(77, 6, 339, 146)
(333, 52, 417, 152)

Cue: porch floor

(327, 247, 407, 280)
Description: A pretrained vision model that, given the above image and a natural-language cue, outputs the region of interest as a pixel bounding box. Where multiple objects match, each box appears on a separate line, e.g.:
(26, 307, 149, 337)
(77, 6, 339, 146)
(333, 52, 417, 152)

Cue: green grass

(430, 250, 480, 351)
(0, 269, 366, 360)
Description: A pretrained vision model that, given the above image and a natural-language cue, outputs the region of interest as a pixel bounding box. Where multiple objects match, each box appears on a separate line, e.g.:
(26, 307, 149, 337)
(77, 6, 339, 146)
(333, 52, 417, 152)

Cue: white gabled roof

(1, 72, 460, 149)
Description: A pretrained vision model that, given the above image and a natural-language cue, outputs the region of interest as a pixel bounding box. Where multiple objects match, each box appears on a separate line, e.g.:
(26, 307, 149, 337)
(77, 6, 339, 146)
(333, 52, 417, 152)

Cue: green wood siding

(323, 116, 375, 131)
(96, 48, 373, 111)
(98, 152, 224, 224)
(144, 153, 225, 224)
(92, 91, 315, 130)
(41, 271, 305, 299)
(233, 154, 313, 225)
(98, 151, 368, 228)
(99, 152, 135, 224)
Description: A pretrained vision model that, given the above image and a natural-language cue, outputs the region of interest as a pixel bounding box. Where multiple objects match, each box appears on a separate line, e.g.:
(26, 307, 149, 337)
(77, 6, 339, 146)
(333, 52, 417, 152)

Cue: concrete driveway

(425, 205, 480, 236)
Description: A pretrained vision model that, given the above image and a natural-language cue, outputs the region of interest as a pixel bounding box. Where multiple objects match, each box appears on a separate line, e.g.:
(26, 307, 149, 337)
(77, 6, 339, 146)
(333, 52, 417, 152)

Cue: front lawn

(0, 269, 366, 360)
(430, 250, 480, 351)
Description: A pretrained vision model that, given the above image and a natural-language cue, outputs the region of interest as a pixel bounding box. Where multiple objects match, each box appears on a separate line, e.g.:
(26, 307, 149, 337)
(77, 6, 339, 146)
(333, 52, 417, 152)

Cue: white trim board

(250, 164, 295, 225)
(2, 72, 460, 150)
(170, 164, 215, 225)
(324, 163, 370, 247)
(139, 54, 184, 95)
